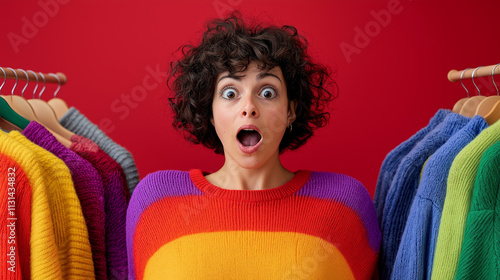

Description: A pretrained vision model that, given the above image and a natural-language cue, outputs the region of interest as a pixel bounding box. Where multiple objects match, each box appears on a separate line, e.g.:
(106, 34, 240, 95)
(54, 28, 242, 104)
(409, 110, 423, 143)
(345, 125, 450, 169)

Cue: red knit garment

(0, 153, 31, 280)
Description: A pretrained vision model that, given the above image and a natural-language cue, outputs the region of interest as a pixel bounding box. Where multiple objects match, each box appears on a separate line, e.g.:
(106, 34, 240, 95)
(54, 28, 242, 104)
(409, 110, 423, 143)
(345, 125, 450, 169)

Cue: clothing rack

(0, 66, 67, 85)
(448, 63, 500, 82)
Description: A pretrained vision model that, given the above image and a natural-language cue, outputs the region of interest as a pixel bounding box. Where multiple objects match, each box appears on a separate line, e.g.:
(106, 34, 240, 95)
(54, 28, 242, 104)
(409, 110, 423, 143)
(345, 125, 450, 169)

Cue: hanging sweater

(380, 112, 469, 279)
(390, 116, 488, 280)
(127, 169, 381, 280)
(0, 131, 61, 279)
(8, 131, 95, 279)
(374, 109, 449, 223)
(0, 149, 32, 280)
(432, 118, 500, 280)
(22, 121, 107, 280)
(71, 134, 129, 280)
(59, 107, 139, 195)
(454, 140, 500, 279)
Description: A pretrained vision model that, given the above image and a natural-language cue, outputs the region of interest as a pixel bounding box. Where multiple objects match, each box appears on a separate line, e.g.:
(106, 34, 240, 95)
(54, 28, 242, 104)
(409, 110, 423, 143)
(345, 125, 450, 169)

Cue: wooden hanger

(475, 64, 500, 117)
(48, 98, 69, 120)
(459, 67, 485, 117)
(0, 68, 72, 147)
(45, 71, 69, 120)
(451, 68, 471, 113)
(27, 72, 75, 142)
(0, 67, 29, 131)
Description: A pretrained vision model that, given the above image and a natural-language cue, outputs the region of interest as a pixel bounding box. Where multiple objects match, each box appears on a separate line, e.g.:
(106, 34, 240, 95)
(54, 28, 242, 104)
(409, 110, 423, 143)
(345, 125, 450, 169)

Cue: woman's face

(211, 61, 296, 169)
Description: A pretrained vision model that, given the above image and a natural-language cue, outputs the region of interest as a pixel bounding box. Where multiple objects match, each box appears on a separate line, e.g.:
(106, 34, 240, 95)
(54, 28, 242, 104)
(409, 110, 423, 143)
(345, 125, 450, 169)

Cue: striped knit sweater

(127, 169, 381, 280)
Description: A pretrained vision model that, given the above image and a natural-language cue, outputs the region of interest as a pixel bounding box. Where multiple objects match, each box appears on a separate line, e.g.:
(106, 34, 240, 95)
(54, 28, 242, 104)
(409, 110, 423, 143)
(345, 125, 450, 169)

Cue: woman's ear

(288, 100, 297, 123)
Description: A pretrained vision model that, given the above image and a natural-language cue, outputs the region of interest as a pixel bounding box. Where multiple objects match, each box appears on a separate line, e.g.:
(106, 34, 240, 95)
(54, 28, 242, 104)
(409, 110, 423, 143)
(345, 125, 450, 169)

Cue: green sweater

(454, 140, 500, 279)
(431, 120, 500, 280)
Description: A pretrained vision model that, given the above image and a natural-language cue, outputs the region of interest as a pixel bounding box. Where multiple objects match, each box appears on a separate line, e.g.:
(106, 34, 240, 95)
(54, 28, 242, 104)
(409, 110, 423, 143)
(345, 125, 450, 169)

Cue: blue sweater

(374, 109, 449, 223)
(390, 116, 487, 280)
(379, 112, 470, 279)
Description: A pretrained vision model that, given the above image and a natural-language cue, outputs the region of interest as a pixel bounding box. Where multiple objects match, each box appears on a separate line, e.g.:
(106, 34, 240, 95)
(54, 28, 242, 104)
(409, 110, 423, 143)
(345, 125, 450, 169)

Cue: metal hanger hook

(492, 63, 500, 96)
(6, 67, 18, 96)
(18, 69, 29, 98)
(38, 72, 46, 99)
(0, 67, 6, 94)
(471, 66, 482, 96)
(48, 73, 61, 98)
(460, 68, 471, 98)
(27, 70, 39, 99)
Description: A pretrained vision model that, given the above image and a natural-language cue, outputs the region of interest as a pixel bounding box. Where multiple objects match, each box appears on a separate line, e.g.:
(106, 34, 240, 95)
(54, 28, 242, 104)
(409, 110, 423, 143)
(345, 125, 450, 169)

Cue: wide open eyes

(259, 86, 277, 99)
(219, 86, 278, 100)
(220, 87, 238, 100)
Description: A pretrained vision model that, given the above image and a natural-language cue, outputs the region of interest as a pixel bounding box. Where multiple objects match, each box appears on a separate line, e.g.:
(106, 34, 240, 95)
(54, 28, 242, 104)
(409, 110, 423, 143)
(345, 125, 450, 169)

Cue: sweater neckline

(189, 169, 311, 202)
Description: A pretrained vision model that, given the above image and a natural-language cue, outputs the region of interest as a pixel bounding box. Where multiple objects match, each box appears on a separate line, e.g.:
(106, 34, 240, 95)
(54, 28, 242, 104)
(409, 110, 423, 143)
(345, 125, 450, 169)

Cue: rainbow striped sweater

(126, 170, 380, 280)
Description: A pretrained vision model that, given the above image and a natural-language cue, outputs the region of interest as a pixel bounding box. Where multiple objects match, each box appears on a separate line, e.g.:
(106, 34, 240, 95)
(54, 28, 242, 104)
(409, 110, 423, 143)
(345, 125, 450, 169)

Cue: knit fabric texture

(0, 148, 32, 280)
(127, 170, 381, 280)
(454, 140, 500, 279)
(0, 132, 59, 279)
(8, 131, 95, 279)
(59, 107, 139, 195)
(379, 112, 470, 279)
(23, 121, 107, 280)
(431, 117, 500, 279)
(374, 109, 449, 223)
(71, 134, 129, 280)
(390, 116, 488, 280)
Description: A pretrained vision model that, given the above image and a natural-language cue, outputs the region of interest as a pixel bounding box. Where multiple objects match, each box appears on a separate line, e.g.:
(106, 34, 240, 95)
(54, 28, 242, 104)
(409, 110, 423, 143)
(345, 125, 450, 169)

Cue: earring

(289, 122, 293, 133)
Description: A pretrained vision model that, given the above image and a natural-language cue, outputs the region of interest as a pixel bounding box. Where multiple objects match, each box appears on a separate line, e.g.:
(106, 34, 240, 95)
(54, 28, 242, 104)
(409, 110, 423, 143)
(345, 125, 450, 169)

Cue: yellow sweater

(9, 131, 95, 279)
(0, 131, 62, 279)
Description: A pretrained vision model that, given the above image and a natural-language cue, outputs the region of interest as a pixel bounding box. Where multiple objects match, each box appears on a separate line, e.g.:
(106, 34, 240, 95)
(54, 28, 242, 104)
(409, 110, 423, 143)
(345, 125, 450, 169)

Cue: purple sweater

(22, 121, 107, 280)
(71, 134, 129, 280)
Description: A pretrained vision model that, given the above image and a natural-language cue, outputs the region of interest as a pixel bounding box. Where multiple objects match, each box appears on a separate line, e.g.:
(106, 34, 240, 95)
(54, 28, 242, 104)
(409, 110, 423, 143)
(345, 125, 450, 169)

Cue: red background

(1, 0, 499, 197)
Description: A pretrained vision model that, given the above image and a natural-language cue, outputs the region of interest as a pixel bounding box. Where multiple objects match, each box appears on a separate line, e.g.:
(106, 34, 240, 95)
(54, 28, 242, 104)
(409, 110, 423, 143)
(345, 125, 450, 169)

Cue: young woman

(126, 12, 380, 280)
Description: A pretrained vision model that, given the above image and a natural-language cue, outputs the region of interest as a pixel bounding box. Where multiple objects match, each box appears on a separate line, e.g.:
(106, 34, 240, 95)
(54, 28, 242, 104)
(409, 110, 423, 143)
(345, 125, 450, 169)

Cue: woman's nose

(241, 96, 258, 117)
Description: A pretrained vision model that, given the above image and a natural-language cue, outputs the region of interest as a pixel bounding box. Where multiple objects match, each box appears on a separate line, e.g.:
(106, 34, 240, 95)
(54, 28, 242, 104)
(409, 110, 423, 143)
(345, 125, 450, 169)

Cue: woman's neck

(205, 156, 294, 191)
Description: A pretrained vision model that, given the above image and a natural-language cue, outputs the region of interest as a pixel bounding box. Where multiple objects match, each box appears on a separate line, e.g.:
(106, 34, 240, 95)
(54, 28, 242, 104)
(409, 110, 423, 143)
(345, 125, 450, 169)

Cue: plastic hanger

(452, 68, 471, 113)
(0, 67, 29, 130)
(475, 63, 500, 117)
(459, 67, 486, 117)
(27, 72, 75, 141)
(48, 72, 69, 120)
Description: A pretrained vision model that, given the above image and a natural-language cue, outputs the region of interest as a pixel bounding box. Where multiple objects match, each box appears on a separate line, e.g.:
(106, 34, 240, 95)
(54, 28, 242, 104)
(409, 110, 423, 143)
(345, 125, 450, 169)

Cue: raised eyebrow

(257, 72, 282, 83)
(217, 74, 245, 84)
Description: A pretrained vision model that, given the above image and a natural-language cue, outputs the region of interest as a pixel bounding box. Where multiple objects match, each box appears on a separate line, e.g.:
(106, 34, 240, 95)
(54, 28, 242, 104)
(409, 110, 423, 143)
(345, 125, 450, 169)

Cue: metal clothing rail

(0, 66, 67, 85)
(448, 63, 500, 82)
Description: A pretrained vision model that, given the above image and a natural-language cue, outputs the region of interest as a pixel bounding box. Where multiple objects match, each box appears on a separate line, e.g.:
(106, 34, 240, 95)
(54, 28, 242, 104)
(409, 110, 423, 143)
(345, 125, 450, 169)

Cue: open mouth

(237, 129, 262, 147)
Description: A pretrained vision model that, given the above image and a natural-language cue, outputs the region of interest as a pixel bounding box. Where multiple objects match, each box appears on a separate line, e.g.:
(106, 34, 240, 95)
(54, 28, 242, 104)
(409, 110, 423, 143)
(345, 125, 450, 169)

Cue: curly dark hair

(168, 12, 336, 154)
